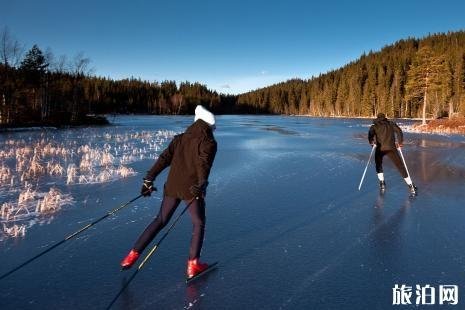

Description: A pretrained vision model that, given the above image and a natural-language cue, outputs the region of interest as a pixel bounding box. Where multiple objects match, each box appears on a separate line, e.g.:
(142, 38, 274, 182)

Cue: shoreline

(2, 114, 464, 136)
(0, 115, 110, 132)
(296, 115, 465, 136)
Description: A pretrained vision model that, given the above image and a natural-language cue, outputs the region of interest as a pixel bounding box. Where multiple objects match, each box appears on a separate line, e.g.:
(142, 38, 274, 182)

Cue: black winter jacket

(368, 116, 403, 151)
(145, 119, 217, 200)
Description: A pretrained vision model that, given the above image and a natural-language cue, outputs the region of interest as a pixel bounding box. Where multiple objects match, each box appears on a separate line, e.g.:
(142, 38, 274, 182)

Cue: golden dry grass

(412, 118, 465, 135)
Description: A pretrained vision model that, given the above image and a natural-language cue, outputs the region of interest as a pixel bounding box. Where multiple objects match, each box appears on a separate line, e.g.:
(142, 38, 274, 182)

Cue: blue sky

(2, 0, 465, 95)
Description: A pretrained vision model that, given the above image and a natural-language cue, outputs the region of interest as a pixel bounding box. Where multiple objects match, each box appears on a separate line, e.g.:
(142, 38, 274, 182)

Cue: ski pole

(358, 144, 376, 190)
(397, 147, 413, 180)
(0, 194, 143, 281)
(106, 197, 198, 310)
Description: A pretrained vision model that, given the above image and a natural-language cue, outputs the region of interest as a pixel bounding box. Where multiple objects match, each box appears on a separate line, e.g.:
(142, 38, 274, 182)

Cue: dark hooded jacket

(368, 116, 403, 151)
(145, 119, 217, 200)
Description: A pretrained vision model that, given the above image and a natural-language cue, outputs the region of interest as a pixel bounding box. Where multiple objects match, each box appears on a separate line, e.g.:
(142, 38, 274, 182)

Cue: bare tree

(172, 93, 184, 114)
(43, 47, 55, 71)
(72, 52, 94, 76)
(1, 27, 24, 125)
(0, 26, 24, 67)
(68, 52, 94, 121)
(46, 49, 70, 74)
(55, 54, 69, 73)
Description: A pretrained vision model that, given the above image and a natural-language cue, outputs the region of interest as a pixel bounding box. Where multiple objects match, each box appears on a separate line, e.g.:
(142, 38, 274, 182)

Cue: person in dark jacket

(120, 105, 217, 279)
(368, 113, 417, 194)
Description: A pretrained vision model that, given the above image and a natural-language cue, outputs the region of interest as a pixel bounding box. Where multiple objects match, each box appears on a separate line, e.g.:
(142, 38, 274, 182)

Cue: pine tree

(405, 46, 448, 124)
(20, 44, 48, 74)
(450, 52, 465, 117)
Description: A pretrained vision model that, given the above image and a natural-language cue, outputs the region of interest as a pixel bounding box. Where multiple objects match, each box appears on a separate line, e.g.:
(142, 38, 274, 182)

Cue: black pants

(375, 148, 408, 178)
(133, 196, 206, 259)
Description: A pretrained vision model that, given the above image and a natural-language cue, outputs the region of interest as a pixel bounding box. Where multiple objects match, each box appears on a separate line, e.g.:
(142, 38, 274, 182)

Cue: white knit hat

(194, 105, 215, 126)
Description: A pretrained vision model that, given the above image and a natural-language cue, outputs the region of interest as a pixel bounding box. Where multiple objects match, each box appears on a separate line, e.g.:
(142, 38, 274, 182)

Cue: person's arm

(368, 125, 376, 145)
(144, 135, 179, 181)
(393, 122, 403, 147)
(197, 138, 217, 183)
(190, 137, 217, 197)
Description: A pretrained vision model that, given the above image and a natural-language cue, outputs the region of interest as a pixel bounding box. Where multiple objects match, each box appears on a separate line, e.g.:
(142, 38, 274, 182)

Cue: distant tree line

(0, 27, 237, 127)
(237, 31, 465, 123)
(2, 27, 465, 128)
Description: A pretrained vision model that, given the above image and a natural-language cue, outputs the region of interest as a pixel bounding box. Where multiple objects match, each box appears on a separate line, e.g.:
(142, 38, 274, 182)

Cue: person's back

(367, 113, 416, 195)
(163, 120, 217, 200)
(369, 114, 403, 151)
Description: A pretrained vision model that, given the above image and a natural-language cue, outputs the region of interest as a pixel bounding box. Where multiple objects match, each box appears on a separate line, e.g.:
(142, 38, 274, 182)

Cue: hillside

(237, 31, 465, 121)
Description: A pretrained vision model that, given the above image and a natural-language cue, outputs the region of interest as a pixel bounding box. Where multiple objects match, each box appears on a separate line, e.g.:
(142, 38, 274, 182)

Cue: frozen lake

(1, 115, 465, 309)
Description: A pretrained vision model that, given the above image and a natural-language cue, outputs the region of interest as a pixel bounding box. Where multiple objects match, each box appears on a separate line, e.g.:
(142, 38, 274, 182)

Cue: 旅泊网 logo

(392, 284, 458, 306)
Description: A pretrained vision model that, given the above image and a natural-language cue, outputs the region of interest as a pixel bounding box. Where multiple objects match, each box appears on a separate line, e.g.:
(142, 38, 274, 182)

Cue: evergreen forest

(1, 28, 464, 127)
(237, 31, 465, 123)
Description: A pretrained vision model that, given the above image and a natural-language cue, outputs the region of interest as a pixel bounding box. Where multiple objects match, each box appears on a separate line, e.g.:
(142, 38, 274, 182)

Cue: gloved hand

(141, 179, 156, 196)
(190, 181, 209, 198)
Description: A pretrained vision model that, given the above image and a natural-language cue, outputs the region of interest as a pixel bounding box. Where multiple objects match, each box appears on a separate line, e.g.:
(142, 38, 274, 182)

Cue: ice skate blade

(186, 261, 218, 284)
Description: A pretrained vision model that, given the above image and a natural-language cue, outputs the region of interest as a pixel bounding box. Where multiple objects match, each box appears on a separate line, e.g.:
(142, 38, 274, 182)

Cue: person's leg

(386, 150, 409, 180)
(387, 150, 417, 194)
(187, 198, 206, 260)
(375, 148, 386, 189)
(133, 196, 181, 253)
(121, 196, 181, 269)
(375, 148, 384, 175)
(186, 198, 210, 278)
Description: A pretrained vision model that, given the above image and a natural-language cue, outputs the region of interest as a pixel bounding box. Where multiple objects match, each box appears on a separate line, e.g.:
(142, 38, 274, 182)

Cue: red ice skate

(120, 249, 139, 270)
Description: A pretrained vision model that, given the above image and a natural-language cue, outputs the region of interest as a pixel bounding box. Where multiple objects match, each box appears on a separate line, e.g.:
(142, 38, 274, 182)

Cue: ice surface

(1, 115, 464, 309)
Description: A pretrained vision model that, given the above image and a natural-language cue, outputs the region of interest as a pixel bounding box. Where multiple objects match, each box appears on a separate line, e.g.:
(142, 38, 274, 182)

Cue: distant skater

(120, 105, 217, 280)
(368, 113, 417, 194)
